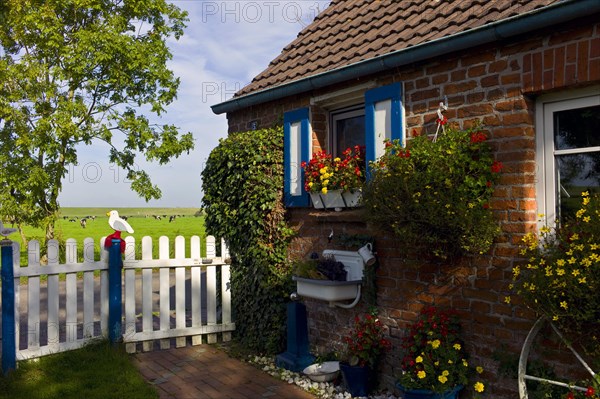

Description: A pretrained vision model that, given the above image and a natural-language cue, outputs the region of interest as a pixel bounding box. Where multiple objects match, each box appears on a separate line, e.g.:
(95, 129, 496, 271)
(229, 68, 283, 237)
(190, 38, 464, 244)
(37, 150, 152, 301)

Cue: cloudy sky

(60, 0, 331, 207)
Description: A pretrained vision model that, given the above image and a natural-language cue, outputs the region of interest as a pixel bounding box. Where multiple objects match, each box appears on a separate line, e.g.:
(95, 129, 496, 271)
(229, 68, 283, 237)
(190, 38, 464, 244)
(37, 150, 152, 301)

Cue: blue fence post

(108, 238, 123, 344)
(1, 240, 16, 374)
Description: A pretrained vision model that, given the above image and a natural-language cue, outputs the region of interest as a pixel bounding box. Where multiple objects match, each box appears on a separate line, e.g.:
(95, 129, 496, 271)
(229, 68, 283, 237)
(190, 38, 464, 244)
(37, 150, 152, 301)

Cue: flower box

(309, 189, 362, 210)
(293, 276, 361, 302)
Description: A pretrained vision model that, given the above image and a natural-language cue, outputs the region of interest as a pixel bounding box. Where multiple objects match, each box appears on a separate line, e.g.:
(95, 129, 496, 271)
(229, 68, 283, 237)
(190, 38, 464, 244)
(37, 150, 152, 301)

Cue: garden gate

(0, 235, 235, 373)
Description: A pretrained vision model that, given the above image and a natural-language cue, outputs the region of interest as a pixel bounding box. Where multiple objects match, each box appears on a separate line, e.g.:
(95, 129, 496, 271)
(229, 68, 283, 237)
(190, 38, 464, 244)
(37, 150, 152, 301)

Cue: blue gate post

(1, 240, 16, 374)
(108, 239, 123, 343)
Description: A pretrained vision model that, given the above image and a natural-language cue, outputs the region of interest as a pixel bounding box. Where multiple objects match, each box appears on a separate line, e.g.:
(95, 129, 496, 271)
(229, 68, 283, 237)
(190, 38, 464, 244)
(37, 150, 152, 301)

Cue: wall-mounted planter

(309, 189, 362, 210)
(293, 276, 362, 302)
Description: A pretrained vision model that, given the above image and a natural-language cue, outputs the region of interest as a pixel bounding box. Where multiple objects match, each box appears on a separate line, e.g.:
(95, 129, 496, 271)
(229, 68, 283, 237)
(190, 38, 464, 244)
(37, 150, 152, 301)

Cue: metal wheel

(518, 317, 598, 398)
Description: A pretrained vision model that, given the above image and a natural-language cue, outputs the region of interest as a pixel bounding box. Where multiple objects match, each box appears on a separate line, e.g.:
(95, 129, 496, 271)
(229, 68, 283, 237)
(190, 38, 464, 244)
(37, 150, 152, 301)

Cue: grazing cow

(80, 218, 87, 228)
(169, 215, 176, 223)
(69, 218, 76, 222)
(121, 216, 128, 221)
(153, 215, 161, 220)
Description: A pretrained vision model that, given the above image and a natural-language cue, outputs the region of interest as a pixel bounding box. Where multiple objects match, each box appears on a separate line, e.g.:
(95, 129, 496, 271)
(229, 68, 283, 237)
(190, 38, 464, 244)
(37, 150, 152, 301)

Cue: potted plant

(362, 126, 502, 259)
(301, 145, 365, 209)
(396, 306, 486, 399)
(340, 310, 392, 397)
(510, 191, 600, 384)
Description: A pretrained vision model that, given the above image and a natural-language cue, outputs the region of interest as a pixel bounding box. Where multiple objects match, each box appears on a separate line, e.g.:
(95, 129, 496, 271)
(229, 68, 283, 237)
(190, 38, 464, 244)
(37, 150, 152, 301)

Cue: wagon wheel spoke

(518, 317, 598, 399)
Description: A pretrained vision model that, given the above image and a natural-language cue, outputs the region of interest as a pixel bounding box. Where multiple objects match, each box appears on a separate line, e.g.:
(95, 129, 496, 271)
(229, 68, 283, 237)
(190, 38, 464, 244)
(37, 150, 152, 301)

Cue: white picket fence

(2, 235, 234, 361)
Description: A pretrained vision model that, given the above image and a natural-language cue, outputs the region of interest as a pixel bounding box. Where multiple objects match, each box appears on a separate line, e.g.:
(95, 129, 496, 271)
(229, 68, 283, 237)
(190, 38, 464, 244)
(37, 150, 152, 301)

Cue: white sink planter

(293, 249, 366, 308)
(293, 276, 362, 302)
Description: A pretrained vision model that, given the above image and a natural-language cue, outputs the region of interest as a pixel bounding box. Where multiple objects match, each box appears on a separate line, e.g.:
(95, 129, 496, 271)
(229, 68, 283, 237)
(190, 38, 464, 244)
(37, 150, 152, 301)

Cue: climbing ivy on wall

(201, 126, 294, 353)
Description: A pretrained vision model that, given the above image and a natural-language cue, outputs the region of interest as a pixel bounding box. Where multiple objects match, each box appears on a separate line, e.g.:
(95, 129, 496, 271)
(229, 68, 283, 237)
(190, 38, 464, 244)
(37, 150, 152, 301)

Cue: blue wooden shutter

(364, 83, 403, 168)
(284, 108, 310, 207)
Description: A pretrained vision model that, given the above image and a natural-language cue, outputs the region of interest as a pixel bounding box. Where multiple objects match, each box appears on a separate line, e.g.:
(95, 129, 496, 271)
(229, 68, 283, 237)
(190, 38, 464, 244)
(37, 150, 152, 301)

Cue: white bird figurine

(106, 210, 134, 234)
(0, 220, 18, 239)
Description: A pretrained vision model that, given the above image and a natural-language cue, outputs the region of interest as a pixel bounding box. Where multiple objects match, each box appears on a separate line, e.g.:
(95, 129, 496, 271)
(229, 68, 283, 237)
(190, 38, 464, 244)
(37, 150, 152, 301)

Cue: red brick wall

(225, 19, 600, 398)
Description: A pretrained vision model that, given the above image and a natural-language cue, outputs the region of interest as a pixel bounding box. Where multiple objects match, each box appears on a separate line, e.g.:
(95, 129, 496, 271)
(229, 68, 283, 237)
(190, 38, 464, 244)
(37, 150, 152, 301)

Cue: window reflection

(557, 152, 600, 219)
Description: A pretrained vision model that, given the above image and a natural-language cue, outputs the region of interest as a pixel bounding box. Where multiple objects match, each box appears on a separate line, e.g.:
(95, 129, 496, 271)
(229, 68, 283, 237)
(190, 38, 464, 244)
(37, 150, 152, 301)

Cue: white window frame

(535, 86, 600, 228)
(331, 106, 365, 157)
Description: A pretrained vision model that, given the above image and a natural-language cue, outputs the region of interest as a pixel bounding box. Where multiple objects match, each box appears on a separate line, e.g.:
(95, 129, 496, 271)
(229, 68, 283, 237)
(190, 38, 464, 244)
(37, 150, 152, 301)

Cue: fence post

(108, 239, 123, 343)
(1, 240, 16, 374)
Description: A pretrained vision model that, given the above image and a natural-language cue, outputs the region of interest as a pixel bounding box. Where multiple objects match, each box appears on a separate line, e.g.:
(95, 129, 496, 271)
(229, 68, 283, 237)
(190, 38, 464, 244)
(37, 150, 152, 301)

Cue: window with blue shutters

(282, 83, 404, 208)
(283, 107, 311, 207)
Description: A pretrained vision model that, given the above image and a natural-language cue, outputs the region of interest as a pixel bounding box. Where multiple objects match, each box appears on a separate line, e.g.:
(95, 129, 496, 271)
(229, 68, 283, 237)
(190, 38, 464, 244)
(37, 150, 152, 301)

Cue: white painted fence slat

(124, 236, 136, 353)
(221, 265, 232, 342)
(100, 237, 109, 336)
(47, 240, 60, 352)
(141, 236, 153, 352)
(175, 236, 186, 348)
(190, 236, 202, 346)
(27, 241, 40, 349)
(13, 243, 21, 354)
(159, 236, 170, 350)
(65, 239, 77, 344)
(206, 264, 217, 344)
(83, 238, 95, 338)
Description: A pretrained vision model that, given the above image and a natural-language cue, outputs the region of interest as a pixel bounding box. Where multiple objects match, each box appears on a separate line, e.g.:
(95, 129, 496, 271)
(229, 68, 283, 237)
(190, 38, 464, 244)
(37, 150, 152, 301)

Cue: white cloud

(60, 0, 330, 207)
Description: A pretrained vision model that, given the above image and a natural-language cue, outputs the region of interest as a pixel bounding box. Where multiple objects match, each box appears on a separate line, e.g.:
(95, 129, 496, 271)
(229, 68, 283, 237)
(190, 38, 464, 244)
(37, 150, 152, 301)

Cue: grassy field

(11, 207, 208, 262)
(0, 341, 158, 399)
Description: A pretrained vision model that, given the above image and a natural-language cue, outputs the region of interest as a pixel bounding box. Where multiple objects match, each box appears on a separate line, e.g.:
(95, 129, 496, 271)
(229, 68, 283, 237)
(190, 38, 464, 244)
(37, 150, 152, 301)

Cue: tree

(0, 0, 194, 242)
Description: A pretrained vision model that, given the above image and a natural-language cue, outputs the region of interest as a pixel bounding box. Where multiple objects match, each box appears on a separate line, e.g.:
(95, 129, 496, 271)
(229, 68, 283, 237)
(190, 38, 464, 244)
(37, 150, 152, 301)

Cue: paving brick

(133, 346, 316, 399)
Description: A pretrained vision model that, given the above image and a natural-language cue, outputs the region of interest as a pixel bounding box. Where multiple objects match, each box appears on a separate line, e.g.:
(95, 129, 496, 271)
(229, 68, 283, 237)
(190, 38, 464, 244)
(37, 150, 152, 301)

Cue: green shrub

(362, 127, 502, 259)
(201, 126, 294, 354)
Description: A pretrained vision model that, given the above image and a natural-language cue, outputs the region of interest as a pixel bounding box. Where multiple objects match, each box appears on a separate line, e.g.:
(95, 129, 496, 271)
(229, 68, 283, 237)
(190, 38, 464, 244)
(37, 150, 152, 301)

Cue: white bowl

(302, 361, 340, 382)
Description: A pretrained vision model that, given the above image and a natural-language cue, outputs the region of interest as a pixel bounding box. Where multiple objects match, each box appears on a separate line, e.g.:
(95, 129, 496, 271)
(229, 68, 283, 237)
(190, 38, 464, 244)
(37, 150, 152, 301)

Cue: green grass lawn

(0, 341, 158, 399)
(11, 207, 208, 262)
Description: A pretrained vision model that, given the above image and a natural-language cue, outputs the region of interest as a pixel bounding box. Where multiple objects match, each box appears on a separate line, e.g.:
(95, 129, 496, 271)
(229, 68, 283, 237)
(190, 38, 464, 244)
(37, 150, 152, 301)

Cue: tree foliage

(201, 126, 294, 354)
(0, 0, 194, 240)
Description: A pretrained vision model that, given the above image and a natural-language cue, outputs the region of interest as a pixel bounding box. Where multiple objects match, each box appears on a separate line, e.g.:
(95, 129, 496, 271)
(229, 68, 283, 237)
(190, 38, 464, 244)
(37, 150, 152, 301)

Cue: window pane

(556, 152, 600, 219)
(554, 105, 600, 150)
(335, 115, 365, 156)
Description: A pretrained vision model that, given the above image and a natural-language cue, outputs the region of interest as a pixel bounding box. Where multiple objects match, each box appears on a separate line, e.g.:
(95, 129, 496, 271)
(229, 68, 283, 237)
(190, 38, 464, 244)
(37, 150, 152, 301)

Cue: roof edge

(212, 0, 600, 115)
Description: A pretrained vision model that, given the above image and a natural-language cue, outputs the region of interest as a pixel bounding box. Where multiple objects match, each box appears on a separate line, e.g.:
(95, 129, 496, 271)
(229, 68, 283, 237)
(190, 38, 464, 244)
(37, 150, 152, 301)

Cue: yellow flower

(308, 182, 313, 188)
(556, 259, 566, 266)
(334, 157, 341, 162)
(321, 187, 328, 194)
(474, 382, 485, 393)
(572, 269, 580, 277)
(319, 167, 328, 174)
(415, 356, 423, 363)
(504, 296, 511, 304)
(556, 268, 565, 276)
(417, 370, 426, 379)
(453, 343, 461, 350)
(583, 216, 591, 223)
(431, 339, 441, 349)
(462, 359, 468, 367)
(448, 360, 453, 364)
(576, 209, 586, 218)
(434, 361, 439, 366)
(578, 277, 587, 284)
(582, 191, 590, 197)
(560, 301, 568, 309)
(571, 233, 579, 241)
(442, 370, 449, 376)
(552, 315, 559, 321)
(438, 375, 448, 384)
(476, 366, 484, 374)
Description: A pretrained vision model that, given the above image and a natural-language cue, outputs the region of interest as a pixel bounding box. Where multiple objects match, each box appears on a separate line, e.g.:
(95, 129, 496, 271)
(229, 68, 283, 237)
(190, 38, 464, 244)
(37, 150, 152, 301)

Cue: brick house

(212, 0, 600, 397)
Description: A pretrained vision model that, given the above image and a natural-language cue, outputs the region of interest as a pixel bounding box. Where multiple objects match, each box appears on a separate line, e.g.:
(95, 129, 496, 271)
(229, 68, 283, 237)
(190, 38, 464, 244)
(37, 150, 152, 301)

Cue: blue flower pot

(396, 383, 463, 399)
(340, 363, 371, 397)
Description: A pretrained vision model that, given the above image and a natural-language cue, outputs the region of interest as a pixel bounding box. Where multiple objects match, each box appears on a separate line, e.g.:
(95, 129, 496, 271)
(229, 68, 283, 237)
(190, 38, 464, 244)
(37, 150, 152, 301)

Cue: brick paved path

(132, 345, 317, 399)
